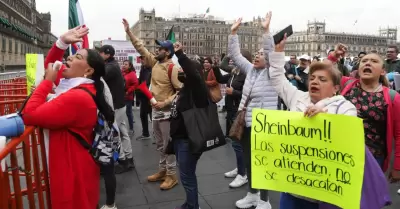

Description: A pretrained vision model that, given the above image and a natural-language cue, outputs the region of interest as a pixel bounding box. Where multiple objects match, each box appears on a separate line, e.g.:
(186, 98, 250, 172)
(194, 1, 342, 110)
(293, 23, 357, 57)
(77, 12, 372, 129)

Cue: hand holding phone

(273, 25, 293, 45)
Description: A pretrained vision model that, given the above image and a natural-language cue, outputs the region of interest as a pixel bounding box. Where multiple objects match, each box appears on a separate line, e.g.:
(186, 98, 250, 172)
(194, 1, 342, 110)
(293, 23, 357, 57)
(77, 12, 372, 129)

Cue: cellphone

(273, 25, 293, 45)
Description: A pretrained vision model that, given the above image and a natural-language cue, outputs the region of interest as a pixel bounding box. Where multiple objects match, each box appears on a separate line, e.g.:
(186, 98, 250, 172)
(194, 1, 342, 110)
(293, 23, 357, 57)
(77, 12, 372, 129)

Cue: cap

(155, 40, 174, 56)
(99, 45, 115, 56)
(299, 54, 311, 60)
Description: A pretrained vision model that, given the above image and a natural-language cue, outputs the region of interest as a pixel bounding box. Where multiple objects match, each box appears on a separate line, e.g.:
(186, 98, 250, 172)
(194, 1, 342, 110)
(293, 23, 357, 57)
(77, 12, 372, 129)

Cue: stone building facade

(285, 21, 398, 58)
(0, 0, 57, 70)
(129, 9, 264, 57)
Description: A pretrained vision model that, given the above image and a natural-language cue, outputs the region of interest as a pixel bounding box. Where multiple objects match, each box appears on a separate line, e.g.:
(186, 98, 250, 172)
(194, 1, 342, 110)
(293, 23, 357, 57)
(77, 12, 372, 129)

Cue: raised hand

(334, 43, 347, 59)
(60, 26, 89, 44)
(275, 33, 287, 52)
(261, 11, 272, 33)
(231, 18, 242, 35)
(122, 18, 130, 33)
(174, 42, 183, 52)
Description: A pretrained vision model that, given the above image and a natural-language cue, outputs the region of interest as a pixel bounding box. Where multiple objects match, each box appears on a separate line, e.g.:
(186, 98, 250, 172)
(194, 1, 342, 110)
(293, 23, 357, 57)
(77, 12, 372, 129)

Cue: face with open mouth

(253, 51, 266, 69)
(308, 65, 340, 103)
(358, 53, 384, 81)
(63, 49, 93, 79)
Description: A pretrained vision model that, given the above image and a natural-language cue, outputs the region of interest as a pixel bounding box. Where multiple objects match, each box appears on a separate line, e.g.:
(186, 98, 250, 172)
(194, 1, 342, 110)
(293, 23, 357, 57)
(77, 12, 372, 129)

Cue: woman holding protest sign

(269, 29, 391, 208)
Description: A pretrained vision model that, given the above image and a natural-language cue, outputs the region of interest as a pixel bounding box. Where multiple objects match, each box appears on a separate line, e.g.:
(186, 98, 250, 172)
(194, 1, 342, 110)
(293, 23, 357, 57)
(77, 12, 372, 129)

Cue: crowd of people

(20, 10, 400, 209)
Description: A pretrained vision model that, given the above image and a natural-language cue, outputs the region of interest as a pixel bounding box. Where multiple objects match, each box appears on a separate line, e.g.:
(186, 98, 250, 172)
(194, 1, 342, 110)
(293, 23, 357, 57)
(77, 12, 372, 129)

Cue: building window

(1, 36, 5, 52)
(145, 41, 150, 45)
(8, 39, 12, 53)
(15, 41, 18, 54)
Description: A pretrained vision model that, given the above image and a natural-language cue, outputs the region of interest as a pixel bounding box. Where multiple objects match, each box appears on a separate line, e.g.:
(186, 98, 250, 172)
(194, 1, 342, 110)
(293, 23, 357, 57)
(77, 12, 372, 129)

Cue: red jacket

(341, 76, 400, 172)
(123, 70, 138, 101)
(22, 44, 100, 209)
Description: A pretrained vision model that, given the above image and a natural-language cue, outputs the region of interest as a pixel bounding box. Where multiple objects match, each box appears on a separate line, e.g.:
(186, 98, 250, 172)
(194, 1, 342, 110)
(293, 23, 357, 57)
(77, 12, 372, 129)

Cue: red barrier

(0, 127, 51, 209)
(0, 88, 27, 95)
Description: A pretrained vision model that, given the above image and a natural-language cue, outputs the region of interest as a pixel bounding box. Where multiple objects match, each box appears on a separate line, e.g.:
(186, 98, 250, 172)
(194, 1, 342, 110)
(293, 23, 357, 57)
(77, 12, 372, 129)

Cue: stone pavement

(99, 109, 400, 209)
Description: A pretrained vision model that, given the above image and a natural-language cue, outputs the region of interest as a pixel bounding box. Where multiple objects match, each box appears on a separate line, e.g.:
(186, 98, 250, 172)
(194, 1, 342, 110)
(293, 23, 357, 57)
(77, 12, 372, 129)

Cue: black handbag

(181, 92, 226, 154)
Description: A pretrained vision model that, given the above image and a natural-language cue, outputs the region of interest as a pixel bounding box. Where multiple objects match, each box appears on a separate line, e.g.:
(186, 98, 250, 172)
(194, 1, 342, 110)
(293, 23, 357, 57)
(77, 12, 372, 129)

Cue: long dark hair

(123, 60, 134, 72)
(85, 49, 115, 123)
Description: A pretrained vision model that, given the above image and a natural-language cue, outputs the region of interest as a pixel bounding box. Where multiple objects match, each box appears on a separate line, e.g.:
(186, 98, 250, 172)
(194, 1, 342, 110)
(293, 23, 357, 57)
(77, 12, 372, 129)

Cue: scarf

(43, 77, 94, 167)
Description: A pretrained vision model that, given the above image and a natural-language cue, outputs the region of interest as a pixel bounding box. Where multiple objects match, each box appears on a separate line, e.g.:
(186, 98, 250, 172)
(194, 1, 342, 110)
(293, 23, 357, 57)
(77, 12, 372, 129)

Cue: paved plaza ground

(99, 109, 400, 209)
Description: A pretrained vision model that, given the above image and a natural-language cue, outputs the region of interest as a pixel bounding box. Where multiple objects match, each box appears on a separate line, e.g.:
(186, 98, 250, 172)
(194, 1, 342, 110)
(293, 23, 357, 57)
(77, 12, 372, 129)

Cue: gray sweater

(228, 33, 278, 127)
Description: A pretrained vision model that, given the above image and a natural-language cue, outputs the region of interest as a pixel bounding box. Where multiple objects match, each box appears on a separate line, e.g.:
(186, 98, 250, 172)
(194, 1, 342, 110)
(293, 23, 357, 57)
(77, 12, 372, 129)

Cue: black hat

(99, 45, 115, 56)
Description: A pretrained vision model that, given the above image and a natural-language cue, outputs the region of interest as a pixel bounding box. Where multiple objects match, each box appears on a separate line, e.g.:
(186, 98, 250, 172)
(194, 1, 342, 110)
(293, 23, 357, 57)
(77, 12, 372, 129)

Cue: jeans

(240, 127, 269, 201)
(279, 193, 318, 209)
(101, 159, 116, 205)
(139, 97, 151, 136)
(125, 100, 134, 130)
(174, 139, 202, 209)
(375, 156, 385, 169)
(232, 139, 245, 176)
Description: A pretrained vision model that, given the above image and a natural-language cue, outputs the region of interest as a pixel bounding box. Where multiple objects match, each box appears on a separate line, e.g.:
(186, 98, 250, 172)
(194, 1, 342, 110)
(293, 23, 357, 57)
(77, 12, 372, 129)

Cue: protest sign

(251, 109, 365, 209)
(101, 40, 141, 75)
(26, 54, 45, 95)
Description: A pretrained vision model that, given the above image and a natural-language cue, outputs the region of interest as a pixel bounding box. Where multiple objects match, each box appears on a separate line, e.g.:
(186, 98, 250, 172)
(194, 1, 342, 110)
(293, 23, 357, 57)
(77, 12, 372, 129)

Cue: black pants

(101, 159, 116, 205)
(240, 127, 269, 201)
(139, 97, 152, 136)
(225, 110, 237, 135)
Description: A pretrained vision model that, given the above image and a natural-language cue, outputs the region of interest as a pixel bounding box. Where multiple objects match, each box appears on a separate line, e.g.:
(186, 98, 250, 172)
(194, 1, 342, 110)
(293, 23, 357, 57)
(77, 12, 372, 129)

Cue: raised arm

(212, 66, 230, 84)
(123, 19, 157, 68)
(228, 18, 253, 74)
(261, 12, 275, 68)
(269, 36, 305, 107)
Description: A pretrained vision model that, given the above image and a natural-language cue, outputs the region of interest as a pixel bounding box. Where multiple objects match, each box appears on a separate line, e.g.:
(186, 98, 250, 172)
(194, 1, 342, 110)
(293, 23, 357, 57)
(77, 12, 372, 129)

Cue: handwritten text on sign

(251, 109, 365, 209)
(26, 54, 38, 95)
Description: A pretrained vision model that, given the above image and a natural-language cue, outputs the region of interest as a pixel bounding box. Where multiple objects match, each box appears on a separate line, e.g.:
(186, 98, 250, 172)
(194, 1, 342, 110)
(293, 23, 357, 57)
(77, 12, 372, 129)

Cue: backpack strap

(343, 79, 356, 88)
(389, 89, 396, 102)
(68, 86, 96, 151)
(168, 63, 174, 81)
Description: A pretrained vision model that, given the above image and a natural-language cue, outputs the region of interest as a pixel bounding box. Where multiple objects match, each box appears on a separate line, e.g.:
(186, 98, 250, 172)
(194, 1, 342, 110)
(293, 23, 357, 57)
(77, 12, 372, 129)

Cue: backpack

(343, 79, 396, 102)
(68, 87, 121, 165)
(167, 63, 174, 82)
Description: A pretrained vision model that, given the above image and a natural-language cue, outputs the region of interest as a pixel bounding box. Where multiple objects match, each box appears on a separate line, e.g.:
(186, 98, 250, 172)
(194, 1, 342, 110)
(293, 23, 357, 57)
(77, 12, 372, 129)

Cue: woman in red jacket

(327, 44, 400, 183)
(22, 27, 115, 209)
(122, 60, 138, 133)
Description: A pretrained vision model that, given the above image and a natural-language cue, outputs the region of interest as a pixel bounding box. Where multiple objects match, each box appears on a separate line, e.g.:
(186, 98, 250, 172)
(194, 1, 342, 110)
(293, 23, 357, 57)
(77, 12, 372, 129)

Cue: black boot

(127, 158, 135, 169)
(115, 159, 130, 174)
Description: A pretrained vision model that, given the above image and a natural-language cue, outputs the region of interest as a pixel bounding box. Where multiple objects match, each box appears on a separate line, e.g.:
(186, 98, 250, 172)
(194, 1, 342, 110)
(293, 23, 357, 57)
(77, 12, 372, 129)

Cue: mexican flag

(166, 25, 176, 43)
(68, 0, 89, 55)
(203, 8, 210, 18)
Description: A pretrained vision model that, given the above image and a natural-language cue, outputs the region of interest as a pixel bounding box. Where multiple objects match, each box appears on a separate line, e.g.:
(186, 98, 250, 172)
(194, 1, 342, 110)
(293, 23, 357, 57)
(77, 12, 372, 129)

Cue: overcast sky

(36, 0, 399, 44)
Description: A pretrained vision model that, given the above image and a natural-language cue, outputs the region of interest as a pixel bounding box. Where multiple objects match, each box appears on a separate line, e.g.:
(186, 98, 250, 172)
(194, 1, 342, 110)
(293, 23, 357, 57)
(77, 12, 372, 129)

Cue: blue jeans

(174, 139, 202, 209)
(280, 193, 318, 209)
(125, 100, 134, 130)
(231, 139, 245, 176)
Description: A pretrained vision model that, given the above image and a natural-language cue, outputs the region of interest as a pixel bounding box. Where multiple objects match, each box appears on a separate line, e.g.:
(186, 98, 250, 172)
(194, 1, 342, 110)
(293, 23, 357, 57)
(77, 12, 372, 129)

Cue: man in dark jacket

(99, 45, 134, 174)
(136, 56, 152, 140)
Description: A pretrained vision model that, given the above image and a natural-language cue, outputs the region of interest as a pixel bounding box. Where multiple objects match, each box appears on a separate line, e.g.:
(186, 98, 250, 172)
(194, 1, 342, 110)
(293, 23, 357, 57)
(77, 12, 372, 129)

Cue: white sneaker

(398, 188, 400, 195)
(235, 192, 260, 209)
(255, 200, 272, 209)
(224, 168, 238, 178)
(101, 205, 117, 209)
(229, 174, 248, 188)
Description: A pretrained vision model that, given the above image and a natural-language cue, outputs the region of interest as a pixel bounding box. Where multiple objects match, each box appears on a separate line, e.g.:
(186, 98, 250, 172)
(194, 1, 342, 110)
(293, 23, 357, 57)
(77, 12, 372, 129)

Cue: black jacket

(287, 67, 309, 92)
(213, 67, 245, 113)
(103, 58, 126, 109)
(170, 49, 209, 139)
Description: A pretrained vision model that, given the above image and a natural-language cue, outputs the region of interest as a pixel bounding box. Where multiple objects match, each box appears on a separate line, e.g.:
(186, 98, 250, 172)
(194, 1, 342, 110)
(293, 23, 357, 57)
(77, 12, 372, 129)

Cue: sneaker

(224, 168, 238, 178)
(128, 130, 134, 136)
(236, 192, 260, 209)
(136, 135, 150, 140)
(255, 200, 272, 209)
(398, 188, 400, 195)
(229, 174, 248, 188)
(100, 204, 117, 209)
